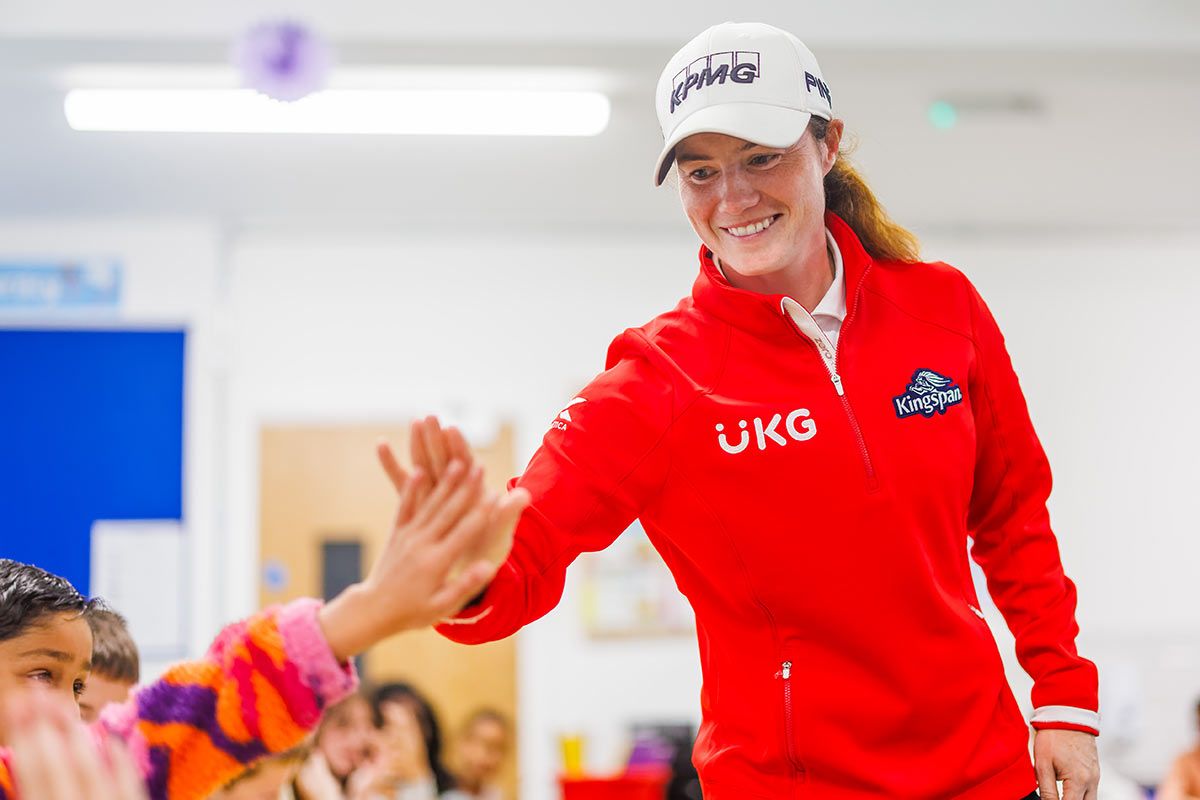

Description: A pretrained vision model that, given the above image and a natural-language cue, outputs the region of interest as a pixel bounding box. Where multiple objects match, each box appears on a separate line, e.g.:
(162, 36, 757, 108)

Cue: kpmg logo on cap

(670, 51, 761, 114)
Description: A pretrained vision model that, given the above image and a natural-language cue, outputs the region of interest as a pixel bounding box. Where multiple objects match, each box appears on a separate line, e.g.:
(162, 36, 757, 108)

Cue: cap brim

(653, 104, 814, 186)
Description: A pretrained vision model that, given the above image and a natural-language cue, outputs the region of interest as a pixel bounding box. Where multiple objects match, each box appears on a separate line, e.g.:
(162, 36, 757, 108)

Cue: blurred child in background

(78, 608, 140, 723)
(1159, 698, 1200, 800)
(444, 710, 508, 800)
(352, 683, 456, 800)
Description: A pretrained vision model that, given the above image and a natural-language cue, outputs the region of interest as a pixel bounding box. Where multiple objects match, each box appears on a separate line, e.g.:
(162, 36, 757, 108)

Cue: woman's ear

(822, 119, 845, 175)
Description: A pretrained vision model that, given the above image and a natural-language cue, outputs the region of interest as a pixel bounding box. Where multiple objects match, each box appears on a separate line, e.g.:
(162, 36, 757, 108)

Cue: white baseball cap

(653, 22, 834, 186)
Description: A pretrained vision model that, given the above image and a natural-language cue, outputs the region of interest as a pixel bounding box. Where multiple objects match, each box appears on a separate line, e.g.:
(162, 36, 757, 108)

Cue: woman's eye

(28, 670, 54, 684)
(74, 679, 87, 697)
(749, 153, 781, 167)
(687, 167, 714, 181)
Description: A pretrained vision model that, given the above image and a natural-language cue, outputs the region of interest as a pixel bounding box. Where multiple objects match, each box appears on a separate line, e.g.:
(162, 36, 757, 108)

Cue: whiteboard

(89, 519, 187, 660)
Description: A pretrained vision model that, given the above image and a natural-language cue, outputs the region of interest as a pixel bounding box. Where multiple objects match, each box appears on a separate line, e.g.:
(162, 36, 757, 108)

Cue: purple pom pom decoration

(232, 19, 333, 102)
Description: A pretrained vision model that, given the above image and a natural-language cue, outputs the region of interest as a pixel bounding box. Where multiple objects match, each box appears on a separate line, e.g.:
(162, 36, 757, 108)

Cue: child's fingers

(420, 465, 485, 540)
(376, 441, 409, 495)
(409, 458, 467, 530)
(390, 467, 427, 530)
(10, 702, 76, 800)
(433, 495, 495, 566)
(106, 738, 148, 800)
(67, 721, 114, 800)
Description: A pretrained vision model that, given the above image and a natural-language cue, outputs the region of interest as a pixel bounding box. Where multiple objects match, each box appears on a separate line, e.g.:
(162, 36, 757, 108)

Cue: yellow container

(559, 733, 586, 778)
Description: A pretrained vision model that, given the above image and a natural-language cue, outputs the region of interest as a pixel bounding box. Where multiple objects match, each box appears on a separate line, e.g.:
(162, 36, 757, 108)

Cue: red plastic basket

(559, 771, 668, 800)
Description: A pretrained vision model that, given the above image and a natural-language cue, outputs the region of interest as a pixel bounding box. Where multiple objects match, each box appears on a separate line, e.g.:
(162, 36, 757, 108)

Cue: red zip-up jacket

(438, 212, 1099, 798)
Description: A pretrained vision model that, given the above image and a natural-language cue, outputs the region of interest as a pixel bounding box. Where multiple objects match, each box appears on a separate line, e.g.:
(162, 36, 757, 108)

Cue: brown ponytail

(811, 118, 921, 263)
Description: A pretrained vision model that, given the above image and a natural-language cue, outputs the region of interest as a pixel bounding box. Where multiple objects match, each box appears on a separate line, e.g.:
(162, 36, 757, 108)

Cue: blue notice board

(0, 329, 184, 595)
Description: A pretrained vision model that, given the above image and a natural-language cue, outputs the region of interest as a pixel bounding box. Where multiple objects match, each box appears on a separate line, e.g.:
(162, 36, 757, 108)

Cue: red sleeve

(437, 331, 678, 644)
(964, 278, 1100, 735)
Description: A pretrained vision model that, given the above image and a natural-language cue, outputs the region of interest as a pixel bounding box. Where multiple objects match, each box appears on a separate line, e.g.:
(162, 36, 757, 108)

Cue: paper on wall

(90, 519, 187, 660)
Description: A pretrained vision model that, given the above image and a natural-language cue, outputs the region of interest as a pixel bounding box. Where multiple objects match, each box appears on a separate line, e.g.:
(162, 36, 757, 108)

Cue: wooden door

(259, 423, 518, 799)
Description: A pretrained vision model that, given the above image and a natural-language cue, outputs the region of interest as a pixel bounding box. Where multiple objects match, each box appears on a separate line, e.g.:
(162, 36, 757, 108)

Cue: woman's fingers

(484, 488, 531, 559)
(429, 559, 498, 618)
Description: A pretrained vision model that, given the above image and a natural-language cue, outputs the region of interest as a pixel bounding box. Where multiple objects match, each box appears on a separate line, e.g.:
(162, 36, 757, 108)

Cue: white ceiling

(5, 0, 1200, 48)
(1, 1, 1198, 235)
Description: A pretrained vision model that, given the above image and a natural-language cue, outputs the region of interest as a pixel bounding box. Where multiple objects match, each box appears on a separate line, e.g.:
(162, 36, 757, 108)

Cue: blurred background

(1, 1, 1198, 797)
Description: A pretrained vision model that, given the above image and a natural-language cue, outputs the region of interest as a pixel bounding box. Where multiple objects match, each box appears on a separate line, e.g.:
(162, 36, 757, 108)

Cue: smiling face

(675, 125, 842, 283)
(0, 612, 93, 743)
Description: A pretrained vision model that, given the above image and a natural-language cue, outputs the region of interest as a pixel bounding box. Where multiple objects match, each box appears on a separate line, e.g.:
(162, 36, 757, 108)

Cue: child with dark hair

(0, 559, 98, 715)
(79, 608, 140, 723)
(0, 451, 529, 800)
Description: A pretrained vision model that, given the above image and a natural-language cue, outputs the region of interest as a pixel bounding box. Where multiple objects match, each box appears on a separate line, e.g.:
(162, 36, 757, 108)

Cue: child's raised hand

(4, 689, 147, 800)
(379, 418, 528, 580)
(319, 455, 526, 662)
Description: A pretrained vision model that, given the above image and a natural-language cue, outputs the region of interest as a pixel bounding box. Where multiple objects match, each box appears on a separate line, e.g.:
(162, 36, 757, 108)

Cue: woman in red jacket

(401, 21, 1101, 800)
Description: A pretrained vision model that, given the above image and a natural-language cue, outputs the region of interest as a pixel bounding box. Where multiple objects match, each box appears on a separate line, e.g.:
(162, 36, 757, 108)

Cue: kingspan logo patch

(893, 369, 964, 419)
(670, 51, 761, 114)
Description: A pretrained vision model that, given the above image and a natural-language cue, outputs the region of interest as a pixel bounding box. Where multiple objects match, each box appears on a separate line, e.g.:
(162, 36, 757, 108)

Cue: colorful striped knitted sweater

(0, 598, 357, 800)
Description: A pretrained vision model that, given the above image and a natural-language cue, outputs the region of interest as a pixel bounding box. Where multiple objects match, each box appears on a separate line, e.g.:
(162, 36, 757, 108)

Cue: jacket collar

(690, 211, 873, 340)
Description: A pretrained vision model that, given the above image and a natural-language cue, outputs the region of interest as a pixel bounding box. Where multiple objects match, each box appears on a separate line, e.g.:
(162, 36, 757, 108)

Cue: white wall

(926, 233, 1200, 784)
(225, 224, 1200, 794)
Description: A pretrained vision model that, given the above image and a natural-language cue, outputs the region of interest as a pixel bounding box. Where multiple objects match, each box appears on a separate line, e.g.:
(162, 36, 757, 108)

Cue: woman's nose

(716, 168, 759, 214)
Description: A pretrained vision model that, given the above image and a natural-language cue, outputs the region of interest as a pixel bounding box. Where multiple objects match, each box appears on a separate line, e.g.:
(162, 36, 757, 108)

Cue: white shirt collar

(714, 227, 846, 321)
(812, 227, 847, 324)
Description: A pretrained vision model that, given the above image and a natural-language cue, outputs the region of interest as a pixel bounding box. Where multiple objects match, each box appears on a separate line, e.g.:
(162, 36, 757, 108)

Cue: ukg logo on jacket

(893, 369, 964, 419)
(716, 408, 817, 454)
(670, 51, 761, 113)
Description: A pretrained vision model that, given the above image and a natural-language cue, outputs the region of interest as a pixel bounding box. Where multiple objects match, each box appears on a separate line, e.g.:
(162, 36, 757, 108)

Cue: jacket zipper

(781, 301, 879, 491)
(776, 660, 804, 773)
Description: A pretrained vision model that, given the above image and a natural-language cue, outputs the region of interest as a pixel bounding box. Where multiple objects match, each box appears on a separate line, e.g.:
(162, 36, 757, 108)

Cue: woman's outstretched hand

(318, 443, 527, 662)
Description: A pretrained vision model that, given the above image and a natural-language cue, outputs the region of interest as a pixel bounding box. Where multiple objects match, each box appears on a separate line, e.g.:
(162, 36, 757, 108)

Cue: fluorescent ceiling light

(58, 64, 622, 92)
(63, 88, 611, 136)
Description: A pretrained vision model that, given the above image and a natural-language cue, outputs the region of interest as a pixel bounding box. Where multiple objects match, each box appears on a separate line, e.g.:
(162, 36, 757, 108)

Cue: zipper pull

(776, 661, 792, 680)
(830, 373, 845, 397)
